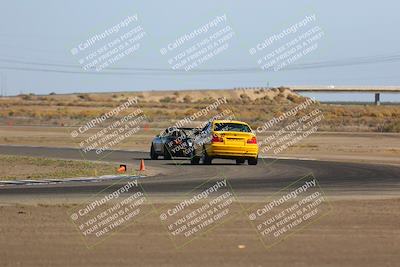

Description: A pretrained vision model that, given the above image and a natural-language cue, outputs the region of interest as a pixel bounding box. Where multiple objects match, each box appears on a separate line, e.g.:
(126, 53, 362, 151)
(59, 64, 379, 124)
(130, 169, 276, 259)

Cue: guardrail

(291, 86, 400, 105)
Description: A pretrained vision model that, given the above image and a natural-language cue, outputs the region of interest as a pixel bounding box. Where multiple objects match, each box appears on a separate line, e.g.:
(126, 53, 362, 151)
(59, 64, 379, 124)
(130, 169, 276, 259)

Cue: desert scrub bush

(287, 94, 304, 103)
(183, 95, 192, 103)
(254, 96, 273, 104)
(196, 97, 216, 104)
(77, 94, 94, 101)
(273, 93, 286, 102)
(19, 94, 33, 101)
(382, 121, 400, 132)
(159, 96, 176, 103)
(278, 87, 288, 93)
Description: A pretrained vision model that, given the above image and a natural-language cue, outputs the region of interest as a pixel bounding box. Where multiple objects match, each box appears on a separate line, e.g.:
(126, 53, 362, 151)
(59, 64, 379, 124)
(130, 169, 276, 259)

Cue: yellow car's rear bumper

(206, 143, 258, 158)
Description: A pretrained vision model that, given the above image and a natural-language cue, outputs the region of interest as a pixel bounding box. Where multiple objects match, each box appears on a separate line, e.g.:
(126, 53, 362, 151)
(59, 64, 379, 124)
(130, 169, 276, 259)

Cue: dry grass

(0, 155, 116, 180)
(1, 88, 399, 132)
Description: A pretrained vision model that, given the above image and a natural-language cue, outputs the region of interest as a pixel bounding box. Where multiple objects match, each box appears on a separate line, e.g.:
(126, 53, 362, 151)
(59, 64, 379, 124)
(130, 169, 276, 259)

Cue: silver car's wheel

(150, 144, 158, 160)
(200, 149, 212, 165)
(163, 145, 172, 160)
(190, 150, 200, 165)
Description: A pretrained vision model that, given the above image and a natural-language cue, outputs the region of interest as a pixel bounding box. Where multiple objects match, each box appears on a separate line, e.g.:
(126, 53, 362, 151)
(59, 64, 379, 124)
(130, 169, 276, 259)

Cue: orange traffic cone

(117, 165, 126, 173)
(139, 159, 145, 171)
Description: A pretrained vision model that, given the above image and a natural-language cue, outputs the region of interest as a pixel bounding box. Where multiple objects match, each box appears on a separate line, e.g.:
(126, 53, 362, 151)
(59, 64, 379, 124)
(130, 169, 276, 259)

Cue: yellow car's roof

(212, 120, 249, 125)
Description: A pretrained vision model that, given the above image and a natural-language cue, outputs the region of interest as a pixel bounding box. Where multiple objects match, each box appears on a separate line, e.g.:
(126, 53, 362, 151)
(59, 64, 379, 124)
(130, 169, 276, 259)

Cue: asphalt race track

(0, 145, 399, 197)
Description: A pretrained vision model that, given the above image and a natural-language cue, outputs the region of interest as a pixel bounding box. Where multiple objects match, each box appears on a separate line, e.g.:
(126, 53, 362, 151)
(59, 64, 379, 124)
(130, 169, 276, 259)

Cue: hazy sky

(0, 0, 399, 96)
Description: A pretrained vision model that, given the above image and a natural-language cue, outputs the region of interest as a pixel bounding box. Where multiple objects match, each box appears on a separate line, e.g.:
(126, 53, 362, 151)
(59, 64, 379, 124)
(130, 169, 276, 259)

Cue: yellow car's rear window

(214, 123, 251, 132)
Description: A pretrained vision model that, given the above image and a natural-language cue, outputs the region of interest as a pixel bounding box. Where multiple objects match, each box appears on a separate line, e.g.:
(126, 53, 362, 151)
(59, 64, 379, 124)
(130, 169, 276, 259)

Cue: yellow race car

(191, 120, 259, 165)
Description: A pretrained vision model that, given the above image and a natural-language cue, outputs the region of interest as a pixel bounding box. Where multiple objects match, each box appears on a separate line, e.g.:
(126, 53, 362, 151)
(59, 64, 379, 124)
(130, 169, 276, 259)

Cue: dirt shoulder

(0, 155, 117, 180)
(0, 198, 399, 267)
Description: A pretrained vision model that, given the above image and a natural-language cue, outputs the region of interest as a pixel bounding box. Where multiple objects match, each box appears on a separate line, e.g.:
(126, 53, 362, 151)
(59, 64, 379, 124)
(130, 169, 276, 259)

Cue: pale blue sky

(0, 0, 399, 99)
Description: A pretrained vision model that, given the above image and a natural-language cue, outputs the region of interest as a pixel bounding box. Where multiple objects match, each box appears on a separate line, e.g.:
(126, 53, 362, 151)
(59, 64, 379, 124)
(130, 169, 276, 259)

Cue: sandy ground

(1, 126, 399, 165)
(0, 155, 119, 180)
(0, 198, 399, 267)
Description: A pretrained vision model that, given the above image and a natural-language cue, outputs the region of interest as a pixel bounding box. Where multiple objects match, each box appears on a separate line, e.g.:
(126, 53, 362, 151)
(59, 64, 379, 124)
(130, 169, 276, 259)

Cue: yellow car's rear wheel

(248, 157, 258, 165)
(236, 159, 245, 165)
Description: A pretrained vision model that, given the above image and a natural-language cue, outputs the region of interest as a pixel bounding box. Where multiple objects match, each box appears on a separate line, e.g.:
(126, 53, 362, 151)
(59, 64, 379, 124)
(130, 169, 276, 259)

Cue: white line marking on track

(0, 175, 145, 187)
(265, 156, 318, 161)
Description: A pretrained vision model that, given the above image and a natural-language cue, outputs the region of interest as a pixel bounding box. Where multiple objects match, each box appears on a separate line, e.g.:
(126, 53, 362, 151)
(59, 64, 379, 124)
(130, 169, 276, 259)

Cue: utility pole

(0, 73, 6, 97)
(374, 93, 381, 106)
